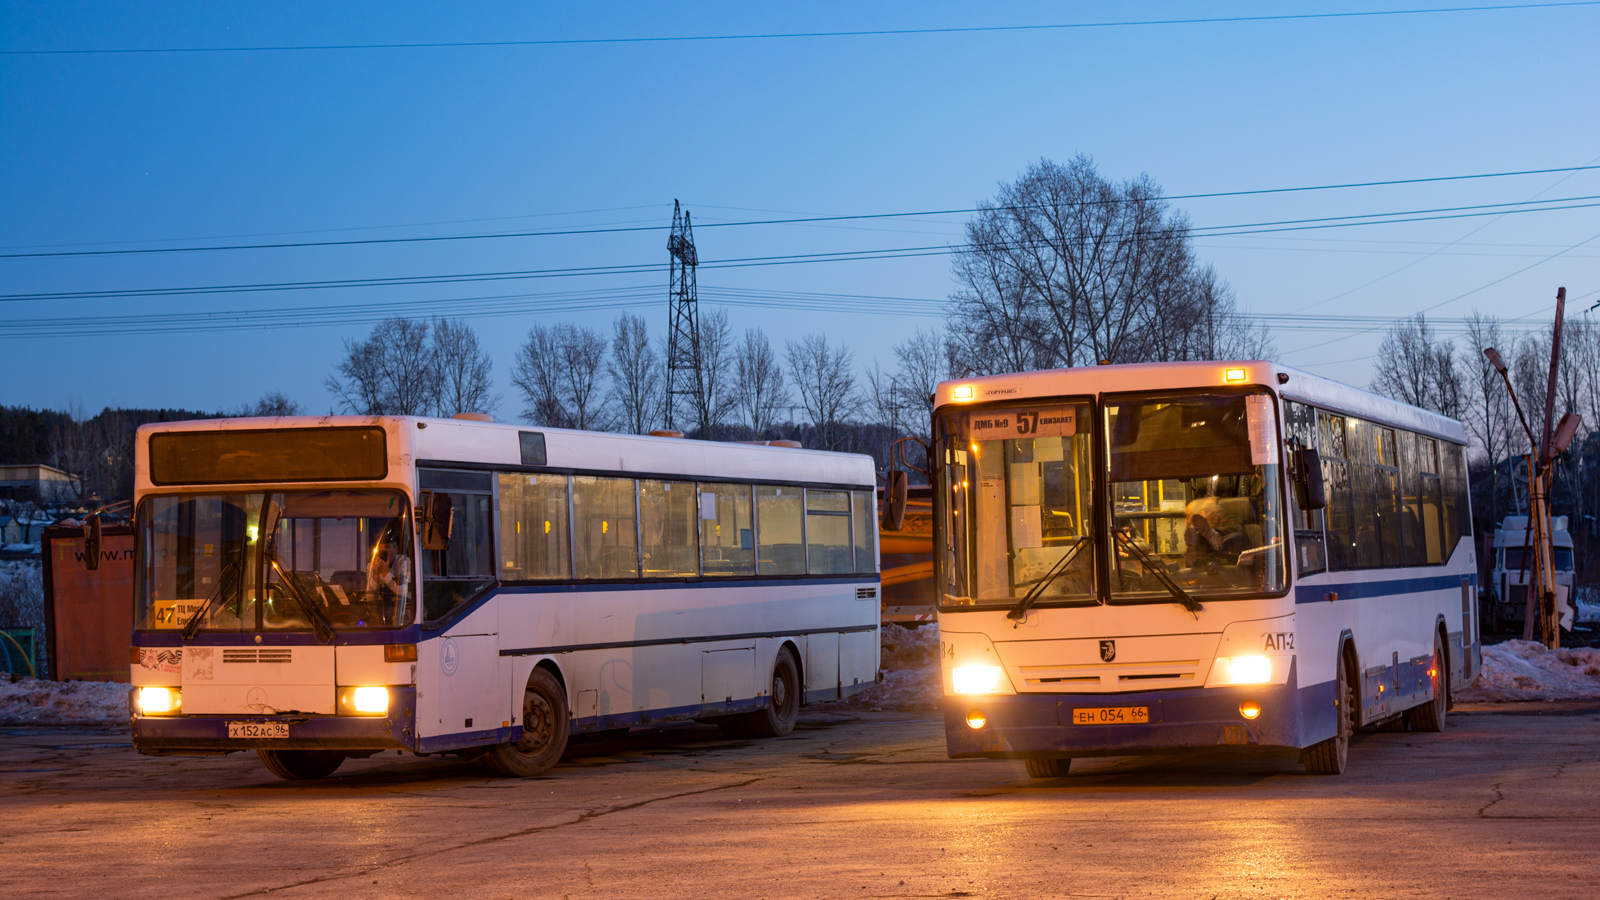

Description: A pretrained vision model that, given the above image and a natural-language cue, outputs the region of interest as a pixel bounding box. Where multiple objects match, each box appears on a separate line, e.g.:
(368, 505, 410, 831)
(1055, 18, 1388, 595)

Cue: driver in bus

(1184, 497, 1248, 570)
(366, 532, 409, 601)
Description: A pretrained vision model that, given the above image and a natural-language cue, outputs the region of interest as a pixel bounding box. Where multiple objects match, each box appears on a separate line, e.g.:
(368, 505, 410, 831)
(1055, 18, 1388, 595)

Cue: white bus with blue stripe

(934, 362, 1477, 776)
(128, 416, 880, 780)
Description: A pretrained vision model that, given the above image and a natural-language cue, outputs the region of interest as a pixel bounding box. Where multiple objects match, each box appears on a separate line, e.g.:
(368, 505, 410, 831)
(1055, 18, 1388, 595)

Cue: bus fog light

(340, 686, 390, 715)
(952, 665, 1007, 694)
(139, 686, 180, 715)
(1239, 700, 1261, 720)
(1219, 656, 1272, 685)
(966, 710, 987, 729)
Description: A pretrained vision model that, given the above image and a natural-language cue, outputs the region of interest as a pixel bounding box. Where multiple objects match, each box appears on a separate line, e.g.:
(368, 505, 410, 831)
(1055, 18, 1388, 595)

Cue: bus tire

(486, 667, 570, 777)
(1407, 633, 1447, 733)
(1024, 757, 1072, 778)
(1303, 650, 1353, 775)
(257, 749, 344, 780)
(736, 646, 800, 739)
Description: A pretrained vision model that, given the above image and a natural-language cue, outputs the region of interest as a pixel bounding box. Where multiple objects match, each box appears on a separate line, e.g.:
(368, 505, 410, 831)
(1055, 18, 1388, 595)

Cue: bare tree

(240, 392, 303, 416)
(608, 313, 663, 435)
(1461, 311, 1517, 528)
(786, 333, 858, 450)
(892, 327, 948, 431)
(948, 156, 1268, 374)
(733, 327, 789, 437)
(325, 317, 441, 416)
(511, 323, 610, 430)
(692, 308, 738, 439)
(1370, 314, 1463, 419)
(432, 318, 499, 417)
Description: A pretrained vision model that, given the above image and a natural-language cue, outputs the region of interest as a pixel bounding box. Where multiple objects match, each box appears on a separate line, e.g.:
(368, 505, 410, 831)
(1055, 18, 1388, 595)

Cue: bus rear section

(930, 362, 1476, 776)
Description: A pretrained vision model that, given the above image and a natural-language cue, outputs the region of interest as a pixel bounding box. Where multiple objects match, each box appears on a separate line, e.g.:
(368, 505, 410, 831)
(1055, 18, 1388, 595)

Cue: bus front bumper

(131, 687, 417, 755)
(945, 675, 1314, 758)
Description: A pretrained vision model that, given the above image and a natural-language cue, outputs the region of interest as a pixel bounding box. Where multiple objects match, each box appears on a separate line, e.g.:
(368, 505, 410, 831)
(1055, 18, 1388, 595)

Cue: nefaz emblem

(1099, 640, 1116, 662)
(1262, 632, 1295, 652)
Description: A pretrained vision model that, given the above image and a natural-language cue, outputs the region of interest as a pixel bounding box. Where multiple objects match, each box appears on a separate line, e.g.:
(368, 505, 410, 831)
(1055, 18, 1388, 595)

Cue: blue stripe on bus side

(1294, 572, 1475, 604)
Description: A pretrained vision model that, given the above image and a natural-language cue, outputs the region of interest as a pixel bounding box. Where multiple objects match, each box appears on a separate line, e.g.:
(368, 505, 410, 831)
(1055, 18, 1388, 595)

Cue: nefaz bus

(128, 416, 879, 779)
(934, 362, 1477, 775)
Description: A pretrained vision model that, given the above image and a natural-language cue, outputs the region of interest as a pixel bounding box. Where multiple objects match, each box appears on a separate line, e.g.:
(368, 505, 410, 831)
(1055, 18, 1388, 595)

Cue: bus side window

(572, 476, 639, 579)
(756, 486, 805, 575)
(805, 490, 853, 574)
(1318, 411, 1355, 572)
(420, 487, 495, 622)
(496, 473, 571, 580)
(699, 483, 755, 576)
(1441, 442, 1468, 562)
(1283, 400, 1326, 577)
(851, 490, 877, 574)
(639, 480, 699, 578)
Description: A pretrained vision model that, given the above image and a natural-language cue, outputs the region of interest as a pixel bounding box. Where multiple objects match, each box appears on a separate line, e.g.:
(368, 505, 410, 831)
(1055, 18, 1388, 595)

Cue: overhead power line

(7, 166, 1600, 260)
(6, 197, 1600, 305)
(4, 3, 1595, 55)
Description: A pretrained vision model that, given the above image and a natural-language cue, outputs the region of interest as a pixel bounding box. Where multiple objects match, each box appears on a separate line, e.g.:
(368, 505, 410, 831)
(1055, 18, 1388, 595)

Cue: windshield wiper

(1007, 537, 1092, 621)
(180, 553, 246, 641)
(1112, 529, 1203, 617)
(264, 548, 337, 644)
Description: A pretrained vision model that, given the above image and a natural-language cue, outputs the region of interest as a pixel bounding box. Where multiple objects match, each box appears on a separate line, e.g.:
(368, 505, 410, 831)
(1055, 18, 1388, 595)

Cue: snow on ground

(0, 675, 127, 725)
(1456, 640, 1600, 702)
(824, 623, 941, 711)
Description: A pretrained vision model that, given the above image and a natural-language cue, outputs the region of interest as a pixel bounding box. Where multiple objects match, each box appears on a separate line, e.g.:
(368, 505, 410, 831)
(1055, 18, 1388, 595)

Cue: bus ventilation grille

(221, 649, 292, 664)
(856, 588, 878, 600)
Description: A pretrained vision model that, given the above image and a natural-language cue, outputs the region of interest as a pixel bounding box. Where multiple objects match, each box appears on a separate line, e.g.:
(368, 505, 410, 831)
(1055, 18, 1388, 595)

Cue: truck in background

(1486, 515, 1576, 634)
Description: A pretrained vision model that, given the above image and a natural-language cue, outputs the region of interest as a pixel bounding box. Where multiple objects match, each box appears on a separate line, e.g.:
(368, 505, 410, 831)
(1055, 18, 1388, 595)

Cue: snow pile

(827, 623, 941, 711)
(1456, 640, 1600, 702)
(0, 675, 128, 725)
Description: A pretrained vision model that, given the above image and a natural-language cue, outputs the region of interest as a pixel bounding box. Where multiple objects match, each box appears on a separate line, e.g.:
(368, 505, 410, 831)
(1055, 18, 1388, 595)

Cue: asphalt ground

(1, 703, 1597, 899)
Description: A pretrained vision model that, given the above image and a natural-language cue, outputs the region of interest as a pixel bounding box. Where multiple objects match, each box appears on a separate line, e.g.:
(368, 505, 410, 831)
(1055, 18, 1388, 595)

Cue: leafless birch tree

(511, 323, 610, 430)
(608, 313, 662, 435)
(1370, 313, 1464, 419)
(433, 317, 500, 416)
(325, 317, 441, 416)
(786, 333, 858, 450)
(733, 327, 789, 436)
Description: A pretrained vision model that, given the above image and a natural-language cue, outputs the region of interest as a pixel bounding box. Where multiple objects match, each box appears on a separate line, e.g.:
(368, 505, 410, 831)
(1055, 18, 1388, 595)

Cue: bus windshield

(1105, 391, 1286, 599)
(938, 400, 1097, 606)
(137, 490, 414, 633)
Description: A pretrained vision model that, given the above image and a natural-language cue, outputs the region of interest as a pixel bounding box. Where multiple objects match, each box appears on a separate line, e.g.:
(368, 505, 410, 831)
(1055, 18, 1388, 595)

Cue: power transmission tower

(664, 199, 702, 432)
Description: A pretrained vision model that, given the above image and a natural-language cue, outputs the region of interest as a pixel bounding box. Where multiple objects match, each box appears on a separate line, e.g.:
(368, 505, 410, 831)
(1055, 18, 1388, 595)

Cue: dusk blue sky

(3, 2, 1598, 417)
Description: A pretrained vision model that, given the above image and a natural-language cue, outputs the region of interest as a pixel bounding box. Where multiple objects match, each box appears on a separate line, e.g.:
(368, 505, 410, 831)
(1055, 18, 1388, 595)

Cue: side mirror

(420, 491, 454, 552)
(1294, 448, 1326, 511)
(883, 470, 909, 532)
(83, 514, 102, 571)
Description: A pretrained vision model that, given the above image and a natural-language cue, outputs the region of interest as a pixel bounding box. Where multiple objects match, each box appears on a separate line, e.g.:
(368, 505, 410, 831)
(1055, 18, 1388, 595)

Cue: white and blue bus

(128, 415, 880, 779)
(933, 362, 1478, 775)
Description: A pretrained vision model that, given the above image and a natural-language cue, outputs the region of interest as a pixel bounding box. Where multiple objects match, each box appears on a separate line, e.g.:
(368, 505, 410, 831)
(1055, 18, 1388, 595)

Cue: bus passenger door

(806, 633, 840, 701)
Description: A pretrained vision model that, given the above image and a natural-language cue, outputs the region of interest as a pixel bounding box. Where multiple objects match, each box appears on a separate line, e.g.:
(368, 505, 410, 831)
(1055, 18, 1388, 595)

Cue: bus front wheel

(486, 667, 570, 777)
(1303, 650, 1353, 775)
(257, 749, 344, 780)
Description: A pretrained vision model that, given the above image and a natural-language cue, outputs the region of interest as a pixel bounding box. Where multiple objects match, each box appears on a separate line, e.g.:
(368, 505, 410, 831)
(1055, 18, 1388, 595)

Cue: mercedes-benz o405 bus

(129, 416, 880, 779)
(934, 362, 1477, 775)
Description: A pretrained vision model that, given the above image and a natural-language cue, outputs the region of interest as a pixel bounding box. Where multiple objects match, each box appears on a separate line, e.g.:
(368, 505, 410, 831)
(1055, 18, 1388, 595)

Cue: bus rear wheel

(486, 667, 570, 777)
(1024, 757, 1072, 778)
(732, 646, 800, 739)
(257, 749, 344, 780)
(1303, 650, 1353, 775)
(1407, 633, 1447, 733)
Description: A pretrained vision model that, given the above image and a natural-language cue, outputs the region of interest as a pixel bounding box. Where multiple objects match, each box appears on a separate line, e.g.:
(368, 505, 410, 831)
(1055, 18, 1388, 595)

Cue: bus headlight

(1217, 656, 1272, 685)
(138, 686, 181, 715)
(338, 686, 390, 715)
(952, 665, 1009, 694)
